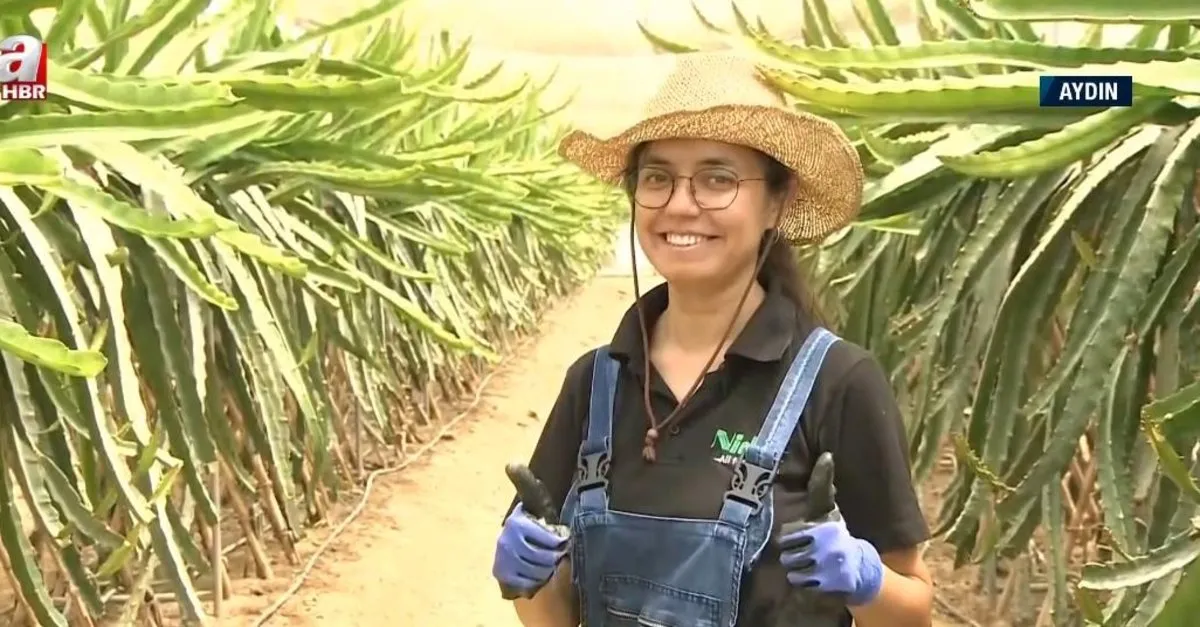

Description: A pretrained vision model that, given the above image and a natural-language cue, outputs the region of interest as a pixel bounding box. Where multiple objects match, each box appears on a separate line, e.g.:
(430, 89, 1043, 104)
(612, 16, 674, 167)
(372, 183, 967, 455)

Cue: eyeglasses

(632, 166, 764, 211)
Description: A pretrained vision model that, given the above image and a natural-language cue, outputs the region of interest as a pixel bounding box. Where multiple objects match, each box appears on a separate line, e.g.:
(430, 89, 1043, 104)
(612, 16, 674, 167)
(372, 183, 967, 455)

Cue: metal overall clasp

(576, 449, 610, 492)
(724, 459, 775, 513)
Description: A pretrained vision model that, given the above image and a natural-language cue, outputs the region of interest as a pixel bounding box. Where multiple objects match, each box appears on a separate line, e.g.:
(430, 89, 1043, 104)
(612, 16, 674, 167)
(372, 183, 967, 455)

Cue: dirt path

(213, 274, 974, 627)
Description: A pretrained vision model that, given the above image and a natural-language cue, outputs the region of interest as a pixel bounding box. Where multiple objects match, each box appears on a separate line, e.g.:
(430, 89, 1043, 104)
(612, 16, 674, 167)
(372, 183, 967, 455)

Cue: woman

(491, 52, 934, 627)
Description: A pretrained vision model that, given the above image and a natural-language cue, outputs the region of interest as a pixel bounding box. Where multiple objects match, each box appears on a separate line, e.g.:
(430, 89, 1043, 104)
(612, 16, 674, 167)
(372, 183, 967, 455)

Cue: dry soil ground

(209, 276, 983, 627)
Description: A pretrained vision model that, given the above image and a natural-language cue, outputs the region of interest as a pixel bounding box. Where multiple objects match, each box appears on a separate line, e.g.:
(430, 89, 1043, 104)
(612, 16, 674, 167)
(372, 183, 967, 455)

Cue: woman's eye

(704, 173, 736, 188)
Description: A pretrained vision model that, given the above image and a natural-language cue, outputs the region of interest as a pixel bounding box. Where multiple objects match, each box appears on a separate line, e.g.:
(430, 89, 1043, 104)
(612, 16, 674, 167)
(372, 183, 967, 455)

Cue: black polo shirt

(514, 278, 930, 626)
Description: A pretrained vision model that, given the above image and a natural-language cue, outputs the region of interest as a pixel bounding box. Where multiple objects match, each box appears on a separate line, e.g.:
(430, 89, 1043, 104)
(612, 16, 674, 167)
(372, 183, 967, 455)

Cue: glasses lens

(692, 168, 739, 210)
(634, 167, 674, 208)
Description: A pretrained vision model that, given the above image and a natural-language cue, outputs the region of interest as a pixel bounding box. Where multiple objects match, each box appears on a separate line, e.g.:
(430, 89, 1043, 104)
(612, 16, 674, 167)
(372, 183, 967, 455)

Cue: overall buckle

(576, 450, 610, 492)
(723, 459, 774, 513)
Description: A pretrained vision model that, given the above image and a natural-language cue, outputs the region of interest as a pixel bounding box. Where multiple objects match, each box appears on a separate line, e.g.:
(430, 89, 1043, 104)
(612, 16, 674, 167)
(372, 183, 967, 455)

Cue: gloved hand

(778, 452, 884, 608)
(493, 502, 569, 598)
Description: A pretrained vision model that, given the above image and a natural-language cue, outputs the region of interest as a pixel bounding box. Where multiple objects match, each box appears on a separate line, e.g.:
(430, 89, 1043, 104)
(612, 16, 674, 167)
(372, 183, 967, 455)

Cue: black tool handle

(506, 463, 560, 524)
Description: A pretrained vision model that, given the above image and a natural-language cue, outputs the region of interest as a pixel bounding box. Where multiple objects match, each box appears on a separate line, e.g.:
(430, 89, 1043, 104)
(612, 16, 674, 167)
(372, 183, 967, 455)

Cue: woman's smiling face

(630, 138, 784, 289)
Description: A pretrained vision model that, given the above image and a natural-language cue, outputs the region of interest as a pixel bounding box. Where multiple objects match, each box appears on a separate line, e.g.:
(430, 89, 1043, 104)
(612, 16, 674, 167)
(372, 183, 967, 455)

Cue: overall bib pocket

(600, 574, 722, 627)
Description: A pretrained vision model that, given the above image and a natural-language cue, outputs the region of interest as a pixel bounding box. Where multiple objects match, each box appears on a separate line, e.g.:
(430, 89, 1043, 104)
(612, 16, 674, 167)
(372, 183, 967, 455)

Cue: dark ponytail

(759, 232, 828, 328)
(756, 151, 828, 329)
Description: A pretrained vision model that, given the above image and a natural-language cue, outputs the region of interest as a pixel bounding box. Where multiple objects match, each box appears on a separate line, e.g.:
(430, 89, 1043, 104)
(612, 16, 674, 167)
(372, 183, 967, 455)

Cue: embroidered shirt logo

(711, 428, 751, 466)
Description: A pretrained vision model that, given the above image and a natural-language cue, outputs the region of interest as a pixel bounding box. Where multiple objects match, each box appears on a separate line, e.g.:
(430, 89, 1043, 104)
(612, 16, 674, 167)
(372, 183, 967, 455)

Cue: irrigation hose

(249, 367, 501, 626)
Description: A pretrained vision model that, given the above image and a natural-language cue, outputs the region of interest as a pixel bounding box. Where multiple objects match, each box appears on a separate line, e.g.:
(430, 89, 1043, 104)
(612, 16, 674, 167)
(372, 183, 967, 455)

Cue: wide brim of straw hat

(558, 54, 863, 244)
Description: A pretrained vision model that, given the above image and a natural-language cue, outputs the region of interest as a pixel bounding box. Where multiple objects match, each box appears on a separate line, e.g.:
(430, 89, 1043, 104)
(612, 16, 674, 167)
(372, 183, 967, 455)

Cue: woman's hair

(622, 143, 827, 326)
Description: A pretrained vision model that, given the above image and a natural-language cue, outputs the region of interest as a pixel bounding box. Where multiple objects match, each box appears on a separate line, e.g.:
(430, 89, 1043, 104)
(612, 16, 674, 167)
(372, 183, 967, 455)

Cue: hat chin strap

(627, 206, 783, 462)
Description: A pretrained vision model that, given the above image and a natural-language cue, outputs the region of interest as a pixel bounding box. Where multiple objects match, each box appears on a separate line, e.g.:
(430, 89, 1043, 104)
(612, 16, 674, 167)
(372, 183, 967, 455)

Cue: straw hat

(559, 52, 863, 243)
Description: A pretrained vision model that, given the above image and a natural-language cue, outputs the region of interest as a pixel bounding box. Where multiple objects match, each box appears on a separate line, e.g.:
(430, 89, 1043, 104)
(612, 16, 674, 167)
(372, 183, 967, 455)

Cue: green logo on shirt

(712, 428, 751, 465)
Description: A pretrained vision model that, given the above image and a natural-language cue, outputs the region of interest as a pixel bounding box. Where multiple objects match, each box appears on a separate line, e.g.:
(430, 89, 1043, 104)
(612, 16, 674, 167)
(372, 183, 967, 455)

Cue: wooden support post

(355, 406, 364, 478)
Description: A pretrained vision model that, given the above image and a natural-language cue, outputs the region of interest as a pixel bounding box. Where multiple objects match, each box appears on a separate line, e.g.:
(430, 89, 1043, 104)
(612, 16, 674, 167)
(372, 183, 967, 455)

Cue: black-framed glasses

(632, 166, 764, 211)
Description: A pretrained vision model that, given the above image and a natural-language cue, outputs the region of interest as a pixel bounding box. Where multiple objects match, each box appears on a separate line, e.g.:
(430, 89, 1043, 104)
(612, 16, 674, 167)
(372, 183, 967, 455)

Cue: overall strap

(576, 346, 620, 512)
(718, 327, 840, 526)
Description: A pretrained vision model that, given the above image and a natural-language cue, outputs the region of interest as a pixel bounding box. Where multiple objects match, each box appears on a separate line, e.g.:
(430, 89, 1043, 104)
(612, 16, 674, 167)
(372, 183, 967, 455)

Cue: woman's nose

(661, 180, 702, 216)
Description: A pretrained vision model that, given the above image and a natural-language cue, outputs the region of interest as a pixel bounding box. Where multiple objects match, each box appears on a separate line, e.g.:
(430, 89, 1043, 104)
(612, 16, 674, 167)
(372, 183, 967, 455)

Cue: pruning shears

(777, 452, 849, 624)
(499, 462, 571, 601)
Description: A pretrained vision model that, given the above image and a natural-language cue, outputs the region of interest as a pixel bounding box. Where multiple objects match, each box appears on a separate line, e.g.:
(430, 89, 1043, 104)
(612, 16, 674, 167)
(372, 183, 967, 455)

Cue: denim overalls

(560, 327, 839, 627)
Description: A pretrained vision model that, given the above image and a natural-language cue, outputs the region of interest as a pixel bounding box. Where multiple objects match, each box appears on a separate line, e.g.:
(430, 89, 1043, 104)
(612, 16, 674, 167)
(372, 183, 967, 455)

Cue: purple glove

(493, 502, 568, 596)
(777, 453, 884, 607)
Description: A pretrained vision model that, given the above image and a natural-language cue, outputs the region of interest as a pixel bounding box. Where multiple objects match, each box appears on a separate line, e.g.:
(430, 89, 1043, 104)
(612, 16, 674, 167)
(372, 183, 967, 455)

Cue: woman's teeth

(664, 233, 708, 247)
